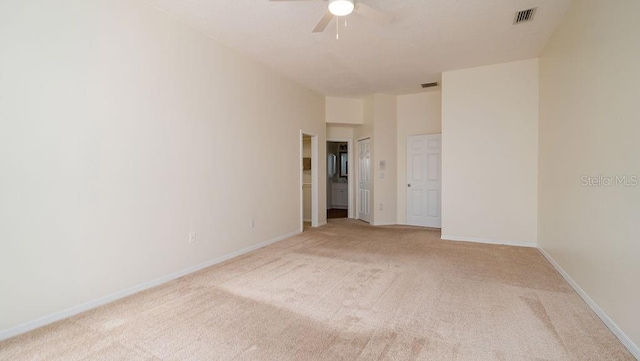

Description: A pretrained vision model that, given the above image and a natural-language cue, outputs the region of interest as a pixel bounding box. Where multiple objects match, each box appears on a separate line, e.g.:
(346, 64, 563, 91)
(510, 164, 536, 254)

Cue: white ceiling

(146, 0, 571, 97)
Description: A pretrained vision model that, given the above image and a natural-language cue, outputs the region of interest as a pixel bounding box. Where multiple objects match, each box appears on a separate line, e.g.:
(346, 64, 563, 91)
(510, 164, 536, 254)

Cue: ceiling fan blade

(355, 3, 392, 24)
(312, 11, 334, 33)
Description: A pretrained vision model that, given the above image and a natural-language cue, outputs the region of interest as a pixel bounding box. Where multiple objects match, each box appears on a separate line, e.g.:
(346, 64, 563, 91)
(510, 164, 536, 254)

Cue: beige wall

(396, 91, 442, 224)
(328, 92, 441, 226)
(442, 59, 538, 246)
(539, 0, 640, 351)
(327, 124, 354, 140)
(0, 0, 325, 336)
(371, 94, 398, 225)
(326, 97, 363, 124)
(353, 96, 375, 221)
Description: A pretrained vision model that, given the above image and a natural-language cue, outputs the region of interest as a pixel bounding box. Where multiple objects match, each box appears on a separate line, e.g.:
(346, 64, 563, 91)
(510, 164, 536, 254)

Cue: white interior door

(358, 138, 371, 223)
(407, 134, 441, 228)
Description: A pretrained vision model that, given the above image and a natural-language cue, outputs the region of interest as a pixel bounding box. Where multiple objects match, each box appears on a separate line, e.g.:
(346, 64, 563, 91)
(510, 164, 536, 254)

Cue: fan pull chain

(336, 15, 349, 40)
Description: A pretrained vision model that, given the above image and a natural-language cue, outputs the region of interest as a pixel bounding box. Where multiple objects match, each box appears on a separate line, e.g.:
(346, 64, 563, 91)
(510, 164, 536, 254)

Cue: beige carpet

(0, 219, 634, 361)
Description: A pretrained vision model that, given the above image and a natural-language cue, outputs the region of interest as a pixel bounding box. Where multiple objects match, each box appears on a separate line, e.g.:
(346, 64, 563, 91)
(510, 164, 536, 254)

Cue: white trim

(0, 229, 301, 342)
(538, 247, 640, 360)
(441, 235, 537, 248)
(4, 231, 636, 359)
(311, 135, 319, 227)
(439, 234, 639, 359)
(372, 221, 396, 226)
(300, 131, 319, 229)
(327, 137, 354, 219)
(356, 136, 372, 223)
(300, 131, 305, 231)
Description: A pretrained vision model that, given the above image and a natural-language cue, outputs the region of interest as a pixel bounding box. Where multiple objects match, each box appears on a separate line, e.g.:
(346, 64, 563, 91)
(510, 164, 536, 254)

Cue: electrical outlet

(250, 219, 255, 228)
(189, 232, 196, 244)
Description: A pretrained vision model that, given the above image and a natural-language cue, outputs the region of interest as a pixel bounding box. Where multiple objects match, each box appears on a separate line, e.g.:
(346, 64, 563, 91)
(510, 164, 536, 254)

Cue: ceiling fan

(269, 0, 391, 33)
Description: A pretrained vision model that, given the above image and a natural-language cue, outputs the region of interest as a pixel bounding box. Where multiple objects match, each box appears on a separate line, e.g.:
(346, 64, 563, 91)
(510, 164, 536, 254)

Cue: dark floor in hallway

(327, 208, 348, 219)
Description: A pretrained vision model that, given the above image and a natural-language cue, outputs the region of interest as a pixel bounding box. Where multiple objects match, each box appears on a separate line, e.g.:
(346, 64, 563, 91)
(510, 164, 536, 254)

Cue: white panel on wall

(427, 154, 439, 181)
(411, 189, 422, 215)
(427, 190, 439, 217)
(412, 155, 423, 181)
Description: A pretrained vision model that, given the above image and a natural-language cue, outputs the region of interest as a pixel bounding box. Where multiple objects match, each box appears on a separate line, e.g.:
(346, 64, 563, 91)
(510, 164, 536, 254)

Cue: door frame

(356, 136, 372, 223)
(300, 130, 319, 231)
(326, 138, 354, 219)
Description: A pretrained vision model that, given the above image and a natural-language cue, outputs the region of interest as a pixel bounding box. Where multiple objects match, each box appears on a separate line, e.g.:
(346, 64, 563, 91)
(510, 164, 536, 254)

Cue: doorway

(357, 138, 371, 223)
(326, 141, 349, 219)
(300, 132, 319, 231)
(406, 134, 441, 228)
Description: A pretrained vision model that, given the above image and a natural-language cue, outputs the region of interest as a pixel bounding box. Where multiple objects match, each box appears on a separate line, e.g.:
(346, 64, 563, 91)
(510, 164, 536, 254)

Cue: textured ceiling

(146, 0, 571, 96)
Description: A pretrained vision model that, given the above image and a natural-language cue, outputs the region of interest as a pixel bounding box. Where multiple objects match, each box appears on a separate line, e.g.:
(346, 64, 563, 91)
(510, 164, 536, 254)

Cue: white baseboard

(0, 229, 301, 342)
(3, 231, 637, 360)
(302, 220, 327, 227)
(538, 247, 640, 360)
(441, 235, 537, 248)
(440, 235, 638, 358)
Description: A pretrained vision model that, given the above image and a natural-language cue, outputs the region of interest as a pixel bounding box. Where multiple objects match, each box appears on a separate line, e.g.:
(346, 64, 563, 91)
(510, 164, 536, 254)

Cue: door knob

(407, 184, 411, 187)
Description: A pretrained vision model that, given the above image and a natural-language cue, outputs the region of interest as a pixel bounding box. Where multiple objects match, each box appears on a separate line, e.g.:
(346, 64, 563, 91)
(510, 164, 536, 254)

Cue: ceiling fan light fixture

(328, 0, 355, 16)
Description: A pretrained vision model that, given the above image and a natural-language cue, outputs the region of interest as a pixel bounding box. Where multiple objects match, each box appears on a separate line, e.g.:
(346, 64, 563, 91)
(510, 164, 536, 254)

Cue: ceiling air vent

(421, 82, 438, 88)
(514, 7, 537, 24)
